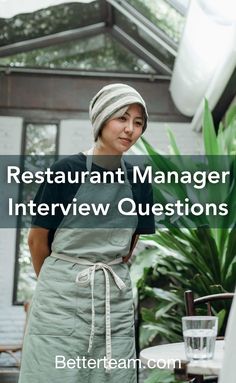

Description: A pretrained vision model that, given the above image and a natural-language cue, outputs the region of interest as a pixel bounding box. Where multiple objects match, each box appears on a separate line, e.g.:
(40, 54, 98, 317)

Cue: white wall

(143, 122, 203, 154)
(0, 117, 23, 307)
(0, 117, 25, 350)
(59, 119, 94, 155)
(59, 120, 203, 155)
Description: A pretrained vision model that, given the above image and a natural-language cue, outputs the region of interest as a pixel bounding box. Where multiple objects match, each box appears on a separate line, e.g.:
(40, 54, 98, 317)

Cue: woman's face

(98, 103, 144, 155)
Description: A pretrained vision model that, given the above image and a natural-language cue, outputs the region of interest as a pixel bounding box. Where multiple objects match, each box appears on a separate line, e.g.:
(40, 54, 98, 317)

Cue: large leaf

(216, 309, 227, 334)
(144, 287, 183, 303)
(225, 105, 236, 128)
(203, 99, 219, 155)
(155, 302, 177, 319)
(167, 129, 181, 156)
(140, 326, 159, 347)
(222, 228, 236, 278)
(142, 323, 180, 340)
(144, 368, 184, 383)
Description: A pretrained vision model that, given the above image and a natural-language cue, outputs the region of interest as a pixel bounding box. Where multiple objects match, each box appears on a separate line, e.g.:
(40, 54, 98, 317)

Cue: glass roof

(0, 0, 96, 19)
(0, 2, 104, 46)
(114, 8, 175, 71)
(0, 0, 187, 75)
(0, 32, 156, 73)
(127, 0, 185, 44)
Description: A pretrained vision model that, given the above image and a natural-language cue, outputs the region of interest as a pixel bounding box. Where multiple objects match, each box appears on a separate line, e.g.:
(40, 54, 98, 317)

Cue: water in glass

(184, 328, 216, 359)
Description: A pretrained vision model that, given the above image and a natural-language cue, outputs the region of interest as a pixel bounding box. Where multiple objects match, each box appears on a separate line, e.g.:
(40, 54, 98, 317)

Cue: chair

(0, 302, 30, 370)
(184, 290, 234, 318)
(183, 290, 235, 383)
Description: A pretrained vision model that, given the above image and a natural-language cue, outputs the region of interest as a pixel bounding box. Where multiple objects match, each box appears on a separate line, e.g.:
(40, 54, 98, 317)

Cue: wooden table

(140, 340, 224, 382)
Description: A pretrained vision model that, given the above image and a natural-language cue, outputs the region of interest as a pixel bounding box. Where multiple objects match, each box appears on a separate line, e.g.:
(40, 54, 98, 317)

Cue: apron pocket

(28, 318, 74, 336)
(28, 280, 76, 336)
(107, 228, 132, 247)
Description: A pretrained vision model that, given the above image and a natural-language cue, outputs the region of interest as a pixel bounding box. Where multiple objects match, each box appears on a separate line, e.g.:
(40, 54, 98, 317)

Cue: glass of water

(182, 316, 218, 360)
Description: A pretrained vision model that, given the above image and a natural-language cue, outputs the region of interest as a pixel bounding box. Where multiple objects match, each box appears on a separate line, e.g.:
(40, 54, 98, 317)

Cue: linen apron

(18, 150, 138, 383)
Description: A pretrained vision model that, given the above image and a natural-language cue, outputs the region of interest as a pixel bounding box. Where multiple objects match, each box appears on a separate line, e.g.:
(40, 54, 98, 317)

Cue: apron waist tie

(50, 252, 126, 373)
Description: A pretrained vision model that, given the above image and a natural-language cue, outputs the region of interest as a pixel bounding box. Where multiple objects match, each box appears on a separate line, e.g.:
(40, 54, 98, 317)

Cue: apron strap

(85, 146, 129, 183)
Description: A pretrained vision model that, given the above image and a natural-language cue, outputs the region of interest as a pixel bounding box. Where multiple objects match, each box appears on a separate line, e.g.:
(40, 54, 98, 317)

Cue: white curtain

(219, 289, 236, 383)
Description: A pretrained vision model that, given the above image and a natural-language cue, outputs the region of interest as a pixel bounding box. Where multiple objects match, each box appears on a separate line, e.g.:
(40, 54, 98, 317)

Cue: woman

(18, 83, 155, 383)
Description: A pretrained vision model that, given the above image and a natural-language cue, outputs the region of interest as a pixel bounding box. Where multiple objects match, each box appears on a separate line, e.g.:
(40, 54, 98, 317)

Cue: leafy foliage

(127, 0, 184, 43)
(142, 368, 187, 383)
(0, 33, 155, 73)
(0, 2, 101, 46)
(131, 101, 236, 347)
(0, 0, 171, 73)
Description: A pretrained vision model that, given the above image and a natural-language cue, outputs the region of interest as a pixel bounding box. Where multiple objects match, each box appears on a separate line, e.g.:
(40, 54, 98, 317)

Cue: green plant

(141, 368, 187, 383)
(132, 100, 236, 347)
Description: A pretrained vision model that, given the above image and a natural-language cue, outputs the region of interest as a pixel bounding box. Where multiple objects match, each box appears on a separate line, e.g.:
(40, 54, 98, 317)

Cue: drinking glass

(182, 316, 218, 360)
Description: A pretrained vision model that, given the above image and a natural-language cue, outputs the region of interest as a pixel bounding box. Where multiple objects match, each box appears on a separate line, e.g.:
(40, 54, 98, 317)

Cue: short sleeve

(31, 155, 85, 229)
(132, 178, 156, 235)
(31, 161, 65, 229)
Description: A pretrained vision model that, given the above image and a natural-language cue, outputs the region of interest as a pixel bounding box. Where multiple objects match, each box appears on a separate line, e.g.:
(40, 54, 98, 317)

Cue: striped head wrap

(89, 83, 148, 141)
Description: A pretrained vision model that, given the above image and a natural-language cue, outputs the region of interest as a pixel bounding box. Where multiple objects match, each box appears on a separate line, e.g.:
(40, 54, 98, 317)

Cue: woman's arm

(122, 234, 139, 263)
(28, 227, 51, 277)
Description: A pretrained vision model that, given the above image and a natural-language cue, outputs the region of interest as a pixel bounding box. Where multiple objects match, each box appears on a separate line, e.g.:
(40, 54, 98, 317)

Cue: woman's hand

(28, 227, 51, 278)
(122, 234, 139, 264)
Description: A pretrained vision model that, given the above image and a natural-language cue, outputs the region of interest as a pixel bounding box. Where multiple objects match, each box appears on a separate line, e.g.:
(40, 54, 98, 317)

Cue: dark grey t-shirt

(32, 153, 155, 239)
